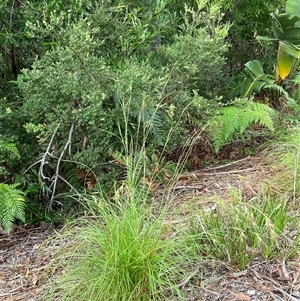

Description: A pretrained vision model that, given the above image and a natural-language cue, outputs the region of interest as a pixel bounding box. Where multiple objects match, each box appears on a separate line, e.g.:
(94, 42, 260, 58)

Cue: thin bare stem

(39, 123, 61, 183)
(49, 122, 74, 210)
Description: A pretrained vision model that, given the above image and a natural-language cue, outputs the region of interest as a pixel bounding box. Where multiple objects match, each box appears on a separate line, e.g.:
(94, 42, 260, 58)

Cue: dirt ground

(1, 155, 300, 300)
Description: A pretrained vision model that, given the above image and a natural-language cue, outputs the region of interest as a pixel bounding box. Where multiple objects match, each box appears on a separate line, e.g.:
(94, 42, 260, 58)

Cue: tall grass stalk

(267, 128, 300, 196)
(44, 82, 203, 301)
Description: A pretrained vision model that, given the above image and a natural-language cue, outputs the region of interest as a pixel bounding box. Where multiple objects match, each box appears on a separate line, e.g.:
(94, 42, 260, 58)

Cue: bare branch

(38, 123, 61, 183)
(48, 122, 74, 210)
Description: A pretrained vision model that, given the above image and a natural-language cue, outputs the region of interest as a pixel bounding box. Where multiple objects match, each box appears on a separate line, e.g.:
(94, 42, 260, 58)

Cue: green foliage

(46, 201, 184, 301)
(189, 194, 300, 270)
(0, 134, 20, 180)
(230, 0, 300, 107)
(210, 101, 276, 152)
(217, 0, 285, 73)
(15, 1, 229, 202)
(157, 1, 229, 97)
(268, 127, 300, 196)
(234, 60, 288, 99)
(256, 0, 300, 81)
(0, 183, 25, 234)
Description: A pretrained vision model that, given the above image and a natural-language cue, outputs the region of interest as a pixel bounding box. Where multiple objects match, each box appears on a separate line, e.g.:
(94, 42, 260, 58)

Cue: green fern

(149, 111, 164, 146)
(0, 183, 26, 234)
(0, 135, 20, 176)
(210, 102, 276, 153)
(0, 135, 20, 159)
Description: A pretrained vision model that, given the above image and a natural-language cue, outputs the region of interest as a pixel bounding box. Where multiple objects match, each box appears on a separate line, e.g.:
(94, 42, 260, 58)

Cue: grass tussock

(46, 199, 186, 301)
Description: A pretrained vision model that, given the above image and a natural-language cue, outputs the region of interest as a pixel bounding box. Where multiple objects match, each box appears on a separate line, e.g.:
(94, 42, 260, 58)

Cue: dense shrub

(17, 1, 229, 199)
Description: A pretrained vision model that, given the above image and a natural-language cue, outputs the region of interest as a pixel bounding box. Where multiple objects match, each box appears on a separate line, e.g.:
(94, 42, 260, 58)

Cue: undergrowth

(189, 191, 300, 270)
(43, 119, 300, 300)
(0, 183, 25, 234)
(210, 101, 276, 152)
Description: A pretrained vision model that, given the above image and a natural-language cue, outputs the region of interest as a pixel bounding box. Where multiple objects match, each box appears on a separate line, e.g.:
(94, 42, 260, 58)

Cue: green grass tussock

(46, 200, 185, 301)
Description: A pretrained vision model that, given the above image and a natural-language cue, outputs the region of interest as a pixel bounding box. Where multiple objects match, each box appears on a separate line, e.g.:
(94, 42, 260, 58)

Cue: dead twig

(178, 267, 200, 288)
(49, 122, 74, 210)
(39, 122, 61, 183)
(202, 156, 252, 171)
(194, 167, 257, 177)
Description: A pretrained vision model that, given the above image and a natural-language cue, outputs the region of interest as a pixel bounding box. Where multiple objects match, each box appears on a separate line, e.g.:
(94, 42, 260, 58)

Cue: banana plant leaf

(271, 13, 300, 44)
(277, 42, 294, 79)
(286, 0, 300, 18)
(241, 60, 275, 98)
(280, 41, 300, 59)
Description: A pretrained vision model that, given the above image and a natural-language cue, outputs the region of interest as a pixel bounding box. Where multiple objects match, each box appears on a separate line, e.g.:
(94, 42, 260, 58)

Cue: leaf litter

(0, 155, 300, 300)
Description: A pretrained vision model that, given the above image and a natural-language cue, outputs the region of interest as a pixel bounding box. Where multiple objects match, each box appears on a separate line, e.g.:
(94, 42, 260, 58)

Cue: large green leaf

(280, 41, 300, 59)
(277, 44, 294, 79)
(271, 13, 300, 44)
(286, 0, 300, 17)
(241, 60, 275, 98)
(245, 60, 265, 76)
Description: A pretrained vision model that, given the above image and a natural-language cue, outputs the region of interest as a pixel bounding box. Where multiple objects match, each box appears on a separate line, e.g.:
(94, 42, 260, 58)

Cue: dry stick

(177, 267, 200, 288)
(193, 167, 257, 177)
(23, 158, 42, 175)
(202, 156, 251, 171)
(39, 122, 61, 183)
(49, 122, 74, 210)
(68, 46, 95, 82)
(251, 269, 298, 301)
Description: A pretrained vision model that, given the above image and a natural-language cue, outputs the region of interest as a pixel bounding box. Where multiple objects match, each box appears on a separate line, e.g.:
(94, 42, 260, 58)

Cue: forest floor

(1, 155, 300, 300)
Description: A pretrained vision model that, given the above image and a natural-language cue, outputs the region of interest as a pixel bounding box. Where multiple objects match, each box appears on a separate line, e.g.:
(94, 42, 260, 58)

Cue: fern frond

(0, 136, 20, 160)
(264, 83, 289, 99)
(210, 102, 276, 153)
(0, 183, 25, 234)
(149, 111, 164, 146)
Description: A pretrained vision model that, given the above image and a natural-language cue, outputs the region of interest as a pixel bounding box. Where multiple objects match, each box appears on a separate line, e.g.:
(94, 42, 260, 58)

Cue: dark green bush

(16, 1, 229, 201)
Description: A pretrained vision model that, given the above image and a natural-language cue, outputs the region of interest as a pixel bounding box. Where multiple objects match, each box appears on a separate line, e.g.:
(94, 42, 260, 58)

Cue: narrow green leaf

(256, 35, 277, 42)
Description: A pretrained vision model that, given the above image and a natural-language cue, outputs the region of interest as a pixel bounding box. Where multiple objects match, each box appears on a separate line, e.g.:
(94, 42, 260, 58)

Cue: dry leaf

(280, 260, 290, 281)
(233, 292, 251, 301)
(32, 273, 39, 286)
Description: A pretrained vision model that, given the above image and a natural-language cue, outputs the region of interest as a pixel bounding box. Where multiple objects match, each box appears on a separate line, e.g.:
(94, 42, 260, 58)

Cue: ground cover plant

(189, 191, 300, 270)
(1, 0, 300, 300)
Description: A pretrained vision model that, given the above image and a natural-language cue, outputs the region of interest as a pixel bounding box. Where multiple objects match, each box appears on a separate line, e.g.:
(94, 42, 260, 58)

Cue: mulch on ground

(0, 224, 61, 301)
(1, 155, 299, 300)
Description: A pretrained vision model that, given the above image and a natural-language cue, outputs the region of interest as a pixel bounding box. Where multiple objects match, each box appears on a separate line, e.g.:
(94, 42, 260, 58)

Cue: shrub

(17, 1, 229, 201)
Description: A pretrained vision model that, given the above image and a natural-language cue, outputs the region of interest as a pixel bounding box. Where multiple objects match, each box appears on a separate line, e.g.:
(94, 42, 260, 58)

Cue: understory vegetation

(1, 0, 300, 299)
